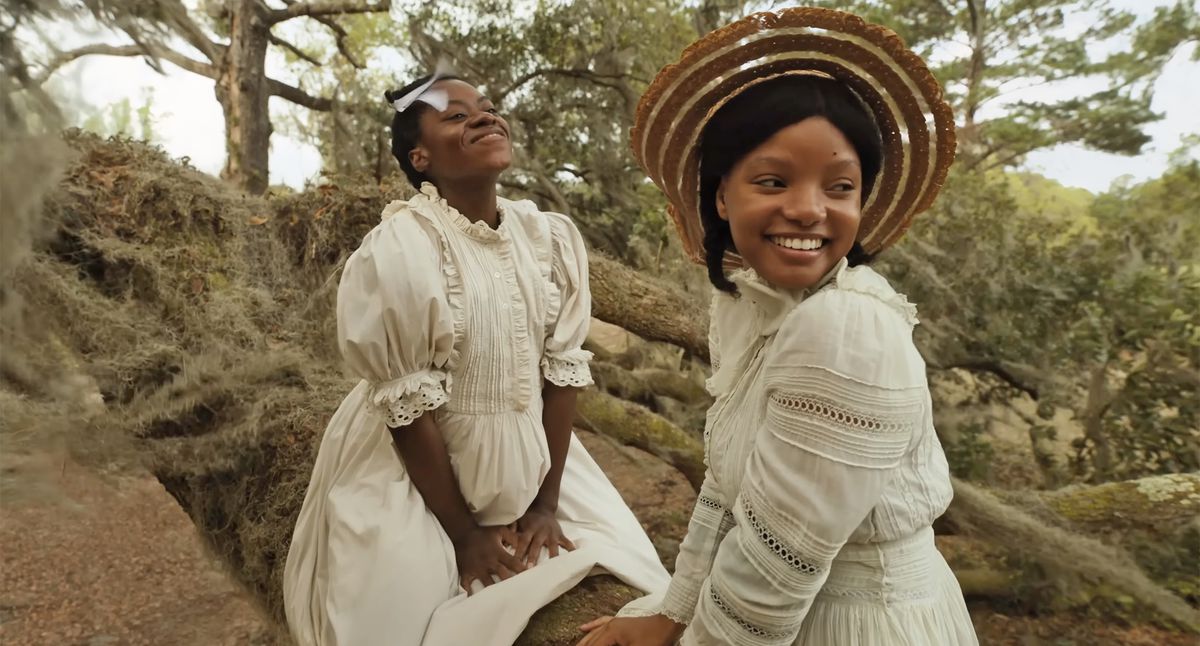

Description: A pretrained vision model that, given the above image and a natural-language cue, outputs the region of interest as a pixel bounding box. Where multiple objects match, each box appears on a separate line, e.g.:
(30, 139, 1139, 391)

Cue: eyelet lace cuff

(541, 349, 594, 387)
(368, 371, 451, 428)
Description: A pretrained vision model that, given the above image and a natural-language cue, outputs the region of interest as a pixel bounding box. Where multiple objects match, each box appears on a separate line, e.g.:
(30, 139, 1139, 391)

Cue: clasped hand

(454, 503, 575, 594)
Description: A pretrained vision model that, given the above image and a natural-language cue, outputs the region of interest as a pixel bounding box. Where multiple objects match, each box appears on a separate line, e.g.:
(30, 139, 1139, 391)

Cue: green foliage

(944, 421, 996, 480)
(884, 151, 1200, 483)
(812, 0, 1199, 169)
(80, 90, 158, 142)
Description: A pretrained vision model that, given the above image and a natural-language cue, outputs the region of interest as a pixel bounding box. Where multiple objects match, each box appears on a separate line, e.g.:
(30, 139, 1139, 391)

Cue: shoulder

(502, 198, 582, 240)
(771, 265, 924, 386)
(347, 199, 442, 271)
(790, 264, 918, 333)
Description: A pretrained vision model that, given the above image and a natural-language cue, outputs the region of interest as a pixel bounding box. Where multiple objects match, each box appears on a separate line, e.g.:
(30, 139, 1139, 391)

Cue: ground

(0, 442, 1192, 646)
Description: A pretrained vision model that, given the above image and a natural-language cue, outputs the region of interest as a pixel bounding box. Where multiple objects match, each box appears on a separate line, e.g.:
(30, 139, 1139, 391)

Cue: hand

(452, 525, 527, 594)
(576, 614, 684, 646)
(513, 502, 575, 567)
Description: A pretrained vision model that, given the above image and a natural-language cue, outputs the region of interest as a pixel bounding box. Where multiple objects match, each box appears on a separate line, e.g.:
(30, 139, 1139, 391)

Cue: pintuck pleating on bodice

(351, 182, 595, 427)
(619, 259, 976, 646)
(282, 185, 669, 646)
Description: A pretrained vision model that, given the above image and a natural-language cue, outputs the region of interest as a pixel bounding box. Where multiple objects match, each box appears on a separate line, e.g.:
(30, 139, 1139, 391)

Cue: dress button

(493, 271, 501, 279)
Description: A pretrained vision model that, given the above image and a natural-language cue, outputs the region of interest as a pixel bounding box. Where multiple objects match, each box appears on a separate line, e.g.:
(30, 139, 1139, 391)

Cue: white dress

(620, 259, 978, 645)
(283, 184, 669, 646)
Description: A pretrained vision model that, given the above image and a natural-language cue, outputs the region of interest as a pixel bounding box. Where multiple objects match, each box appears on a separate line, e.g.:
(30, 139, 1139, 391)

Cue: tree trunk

(589, 253, 709, 362)
(215, 0, 272, 194)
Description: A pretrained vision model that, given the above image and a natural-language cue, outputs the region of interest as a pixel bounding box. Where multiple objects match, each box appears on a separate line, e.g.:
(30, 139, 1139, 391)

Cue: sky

(46, 0, 1200, 194)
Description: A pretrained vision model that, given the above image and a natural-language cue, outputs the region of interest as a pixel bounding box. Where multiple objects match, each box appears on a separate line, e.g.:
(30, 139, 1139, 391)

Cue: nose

(469, 110, 498, 128)
(781, 186, 826, 226)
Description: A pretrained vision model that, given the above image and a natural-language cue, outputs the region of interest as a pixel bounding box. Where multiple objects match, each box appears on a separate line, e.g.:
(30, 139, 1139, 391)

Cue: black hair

(698, 75, 884, 293)
(384, 74, 463, 188)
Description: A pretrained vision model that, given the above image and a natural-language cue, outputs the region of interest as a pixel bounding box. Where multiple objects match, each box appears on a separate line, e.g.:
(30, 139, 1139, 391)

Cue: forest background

(1, 1, 1198, 645)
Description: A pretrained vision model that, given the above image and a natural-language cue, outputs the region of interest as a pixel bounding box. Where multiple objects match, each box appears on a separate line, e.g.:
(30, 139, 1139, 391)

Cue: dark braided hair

(697, 75, 883, 293)
(384, 74, 462, 188)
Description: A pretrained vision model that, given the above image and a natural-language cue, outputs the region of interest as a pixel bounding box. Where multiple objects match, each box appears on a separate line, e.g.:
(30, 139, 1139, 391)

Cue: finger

(493, 563, 517, 581)
(460, 576, 474, 596)
(514, 529, 533, 562)
(548, 538, 560, 559)
(561, 534, 577, 551)
(579, 616, 613, 632)
(499, 525, 520, 548)
(526, 533, 548, 566)
(501, 550, 527, 574)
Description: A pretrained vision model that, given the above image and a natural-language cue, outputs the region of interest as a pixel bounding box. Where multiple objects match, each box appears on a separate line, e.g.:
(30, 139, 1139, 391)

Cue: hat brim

(632, 8, 956, 264)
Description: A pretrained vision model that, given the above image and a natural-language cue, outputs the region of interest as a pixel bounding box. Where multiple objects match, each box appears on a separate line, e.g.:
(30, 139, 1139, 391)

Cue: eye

(486, 107, 500, 115)
(754, 177, 785, 189)
(829, 181, 856, 192)
(446, 112, 468, 121)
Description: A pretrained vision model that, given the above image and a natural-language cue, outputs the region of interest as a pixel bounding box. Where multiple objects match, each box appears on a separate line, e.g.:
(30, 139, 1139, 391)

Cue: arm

(390, 413, 477, 545)
(338, 214, 523, 591)
(534, 382, 577, 512)
(515, 212, 594, 562)
(682, 291, 925, 645)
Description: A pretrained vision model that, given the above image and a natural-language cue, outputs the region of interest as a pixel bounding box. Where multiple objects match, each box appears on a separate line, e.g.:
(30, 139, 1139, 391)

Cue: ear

(409, 145, 430, 173)
(715, 177, 730, 221)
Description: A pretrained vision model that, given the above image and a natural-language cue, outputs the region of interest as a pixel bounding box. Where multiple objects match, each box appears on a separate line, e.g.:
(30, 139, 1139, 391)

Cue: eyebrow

(745, 155, 861, 169)
(445, 96, 494, 109)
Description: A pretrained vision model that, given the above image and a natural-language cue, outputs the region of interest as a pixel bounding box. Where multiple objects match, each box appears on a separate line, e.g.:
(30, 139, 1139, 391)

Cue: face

(409, 79, 511, 183)
(716, 117, 863, 291)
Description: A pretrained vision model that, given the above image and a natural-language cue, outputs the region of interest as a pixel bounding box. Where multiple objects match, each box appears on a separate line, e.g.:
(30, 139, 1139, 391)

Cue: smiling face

(716, 117, 863, 291)
(409, 79, 512, 184)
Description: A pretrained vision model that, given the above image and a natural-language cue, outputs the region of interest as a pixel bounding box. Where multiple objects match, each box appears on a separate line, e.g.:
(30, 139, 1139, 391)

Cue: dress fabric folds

(283, 184, 669, 646)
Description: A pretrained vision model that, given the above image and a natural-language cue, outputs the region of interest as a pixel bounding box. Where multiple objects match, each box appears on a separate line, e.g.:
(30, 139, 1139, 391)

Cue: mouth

(768, 235, 827, 253)
(470, 129, 508, 144)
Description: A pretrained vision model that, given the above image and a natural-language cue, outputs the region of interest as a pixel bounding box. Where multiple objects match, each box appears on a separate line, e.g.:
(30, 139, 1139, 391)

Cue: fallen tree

(4, 134, 1197, 640)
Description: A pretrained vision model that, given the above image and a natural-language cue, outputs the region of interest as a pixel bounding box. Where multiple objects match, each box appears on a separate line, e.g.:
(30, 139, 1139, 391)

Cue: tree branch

(269, 33, 322, 67)
(931, 359, 1042, 400)
(268, 0, 390, 24)
(267, 78, 333, 111)
(37, 43, 217, 84)
(495, 67, 643, 103)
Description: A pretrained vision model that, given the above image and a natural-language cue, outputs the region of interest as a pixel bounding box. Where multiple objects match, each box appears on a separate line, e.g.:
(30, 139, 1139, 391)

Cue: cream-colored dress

(620, 260, 978, 645)
(283, 184, 669, 646)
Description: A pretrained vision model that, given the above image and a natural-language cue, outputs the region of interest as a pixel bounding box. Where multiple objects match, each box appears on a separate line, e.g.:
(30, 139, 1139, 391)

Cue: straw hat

(632, 7, 956, 262)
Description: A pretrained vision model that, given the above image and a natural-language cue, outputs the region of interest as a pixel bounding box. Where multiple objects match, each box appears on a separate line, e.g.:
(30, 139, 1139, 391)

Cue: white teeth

(771, 236, 823, 251)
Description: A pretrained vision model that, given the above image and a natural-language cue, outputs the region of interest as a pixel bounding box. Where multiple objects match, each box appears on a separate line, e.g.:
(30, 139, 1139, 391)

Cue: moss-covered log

(8, 134, 1200, 642)
(575, 388, 706, 491)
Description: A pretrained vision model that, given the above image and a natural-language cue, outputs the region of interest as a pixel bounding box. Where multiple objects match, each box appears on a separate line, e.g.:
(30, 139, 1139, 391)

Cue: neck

(435, 177, 500, 228)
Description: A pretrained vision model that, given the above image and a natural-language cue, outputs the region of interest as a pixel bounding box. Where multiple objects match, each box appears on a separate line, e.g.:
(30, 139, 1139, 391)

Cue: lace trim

(743, 501, 824, 577)
(369, 372, 451, 428)
(708, 585, 793, 640)
(819, 585, 934, 603)
(770, 392, 912, 435)
(417, 182, 505, 243)
(542, 351, 594, 388)
(383, 381, 448, 428)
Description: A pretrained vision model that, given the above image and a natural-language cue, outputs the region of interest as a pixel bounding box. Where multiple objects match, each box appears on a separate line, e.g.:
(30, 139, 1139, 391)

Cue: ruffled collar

(706, 258, 847, 397)
(727, 257, 847, 338)
(412, 182, 508, 243)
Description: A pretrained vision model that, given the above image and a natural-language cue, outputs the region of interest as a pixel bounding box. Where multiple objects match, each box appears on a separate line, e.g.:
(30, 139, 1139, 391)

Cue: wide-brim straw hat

(632, 7, 956, 263)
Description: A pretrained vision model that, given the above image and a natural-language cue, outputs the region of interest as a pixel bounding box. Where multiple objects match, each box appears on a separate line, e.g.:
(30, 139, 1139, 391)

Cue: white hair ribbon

(391, 59, 456, 113)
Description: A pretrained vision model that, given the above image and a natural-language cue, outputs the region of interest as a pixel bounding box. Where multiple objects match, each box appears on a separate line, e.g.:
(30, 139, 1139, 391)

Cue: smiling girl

(282, 72, 667, 646)
(578, 8, 977, 646)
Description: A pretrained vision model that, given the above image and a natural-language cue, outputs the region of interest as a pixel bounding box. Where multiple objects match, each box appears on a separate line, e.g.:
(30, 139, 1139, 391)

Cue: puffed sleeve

(681, 278, 927, 645)
(337, 206, 457, 429)
(540, 212, 594, 388)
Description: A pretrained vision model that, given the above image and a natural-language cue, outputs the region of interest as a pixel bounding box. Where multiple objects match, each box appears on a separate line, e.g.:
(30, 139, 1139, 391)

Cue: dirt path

(1, 444, 1191, 646)
(0, 450, 278, 646)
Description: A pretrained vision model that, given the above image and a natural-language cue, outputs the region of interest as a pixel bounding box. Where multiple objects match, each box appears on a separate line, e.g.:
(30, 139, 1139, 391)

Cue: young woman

(578, 8, 977, 646)
(283, 72, 668, 646)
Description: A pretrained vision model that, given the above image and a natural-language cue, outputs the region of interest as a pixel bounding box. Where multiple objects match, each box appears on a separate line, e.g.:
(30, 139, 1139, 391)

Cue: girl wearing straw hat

(578, 8, 977, 646)
(282, 72, 668, 646)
